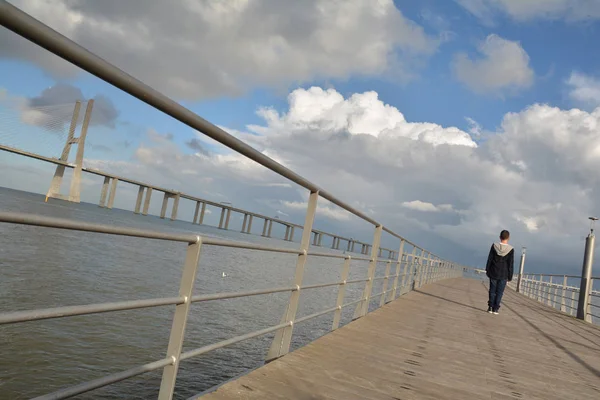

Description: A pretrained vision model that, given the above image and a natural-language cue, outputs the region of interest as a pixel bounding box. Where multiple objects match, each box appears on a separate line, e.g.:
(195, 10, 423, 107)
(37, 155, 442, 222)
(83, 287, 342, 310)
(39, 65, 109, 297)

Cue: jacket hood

(493, 242, 513, 257)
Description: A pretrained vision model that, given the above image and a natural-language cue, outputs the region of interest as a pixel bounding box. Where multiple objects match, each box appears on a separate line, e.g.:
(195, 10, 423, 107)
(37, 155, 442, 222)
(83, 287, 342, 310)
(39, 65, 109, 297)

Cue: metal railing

(509, 273, 600, 324)
(0, 3, 466, 398)
(0, 212, 462, 399)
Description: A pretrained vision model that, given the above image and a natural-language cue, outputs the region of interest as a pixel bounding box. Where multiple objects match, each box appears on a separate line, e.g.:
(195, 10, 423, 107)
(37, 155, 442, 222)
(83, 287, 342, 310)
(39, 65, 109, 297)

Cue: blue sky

(2, 0, 600, 271)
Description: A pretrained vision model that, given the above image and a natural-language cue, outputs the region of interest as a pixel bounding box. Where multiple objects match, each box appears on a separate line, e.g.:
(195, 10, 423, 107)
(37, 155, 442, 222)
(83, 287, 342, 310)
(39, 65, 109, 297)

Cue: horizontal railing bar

(373, 274, 398, 282)
(0, 212, 198, 243)
(180, 322, 291, 361)
(341, 298, 364, 308)
(0, 297, 183, 325)
(345, 278, 370, 285)
(369, 290, 387, 299)
(300, 282, 343, 291)
(305, 251, 348, 259)
(191, 287, 295, 303)
(202, 238, 300, 254)
(294, 306, 339, 324)
(587, 312, 600, 318)
(32, 357, 172, 400)
(589, 303, 600, 309)
(524, 274, 582, 279)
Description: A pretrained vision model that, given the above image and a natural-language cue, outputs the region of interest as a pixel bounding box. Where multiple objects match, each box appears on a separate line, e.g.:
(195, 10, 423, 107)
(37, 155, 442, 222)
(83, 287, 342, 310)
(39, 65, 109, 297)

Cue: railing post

(266, 191, 318, 361)
(561, 275, 567, 312)
(570, 290, 576, 316)
(353, 225, 383, 319)
(390, 239, 405, 301)
(332, 256, 352, 331)
(410, 247, 418, 291)
(537, 275, 543, 302)
(380, 260, 392, 307)
(586, 278, 594, 323)
(516, 247, 526, 292)
(577, 226, 595, 320)
(158, 236, 202, 400)
(547, 276, 554, 307)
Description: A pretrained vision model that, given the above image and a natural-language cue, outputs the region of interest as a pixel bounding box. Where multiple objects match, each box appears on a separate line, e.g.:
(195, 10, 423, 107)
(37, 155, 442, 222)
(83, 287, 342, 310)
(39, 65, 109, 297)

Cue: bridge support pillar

(107, 178, 118, 209)
(267, 220, 273, 238)
(134, 186, 144, 214)
(218, 208, 226, 229)
(247, 215, 253, 233)
(98, 176, 110, 208)
(193, 201, 201, 224)
(142, 188, 152, 216)
(170, 193, 180, 221)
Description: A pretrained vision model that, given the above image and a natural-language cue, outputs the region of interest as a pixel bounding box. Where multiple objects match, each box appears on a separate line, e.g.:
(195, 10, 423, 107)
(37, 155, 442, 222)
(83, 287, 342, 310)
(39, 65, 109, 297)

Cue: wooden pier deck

(198, 278, 600, 400)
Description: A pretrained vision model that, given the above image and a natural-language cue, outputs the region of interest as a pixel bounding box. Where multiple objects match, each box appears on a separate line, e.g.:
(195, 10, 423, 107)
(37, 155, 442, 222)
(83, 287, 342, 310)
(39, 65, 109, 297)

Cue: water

(0, 187, 387, 399)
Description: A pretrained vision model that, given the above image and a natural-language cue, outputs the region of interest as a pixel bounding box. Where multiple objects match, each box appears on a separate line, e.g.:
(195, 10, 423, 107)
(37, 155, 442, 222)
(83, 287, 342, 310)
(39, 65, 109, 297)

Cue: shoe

(493, 310, 499, 315)
(487, 307, 493, 313)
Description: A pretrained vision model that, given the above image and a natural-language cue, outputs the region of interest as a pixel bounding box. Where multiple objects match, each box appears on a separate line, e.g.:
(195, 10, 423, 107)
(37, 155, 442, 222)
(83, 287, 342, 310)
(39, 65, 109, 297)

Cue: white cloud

(452, 34, 534, 95)
(2, 0, 438, 100)
(456, 0, 600, 24)
(248, 87, 477, 147)
(566, 72, 600, 109)
(402, 200, 455, 213)
(281, 200, 350, 221)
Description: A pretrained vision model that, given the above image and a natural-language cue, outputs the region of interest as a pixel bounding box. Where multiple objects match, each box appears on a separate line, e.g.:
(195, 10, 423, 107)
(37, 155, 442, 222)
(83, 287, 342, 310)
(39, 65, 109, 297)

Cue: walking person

(485, 230, 514, 314)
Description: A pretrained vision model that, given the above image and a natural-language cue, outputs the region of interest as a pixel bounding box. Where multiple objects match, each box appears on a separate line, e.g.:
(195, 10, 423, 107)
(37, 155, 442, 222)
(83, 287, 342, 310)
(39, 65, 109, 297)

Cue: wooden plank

(198, 278, 600, 400)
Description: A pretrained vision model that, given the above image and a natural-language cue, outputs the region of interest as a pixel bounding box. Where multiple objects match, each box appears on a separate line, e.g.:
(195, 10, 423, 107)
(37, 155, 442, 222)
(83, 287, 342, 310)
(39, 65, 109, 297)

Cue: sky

(2, 0, 600, 274)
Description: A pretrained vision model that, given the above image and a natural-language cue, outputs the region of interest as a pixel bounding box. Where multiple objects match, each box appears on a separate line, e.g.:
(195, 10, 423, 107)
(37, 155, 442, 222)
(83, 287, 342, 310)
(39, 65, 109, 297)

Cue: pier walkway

(199, 278, 600, 400)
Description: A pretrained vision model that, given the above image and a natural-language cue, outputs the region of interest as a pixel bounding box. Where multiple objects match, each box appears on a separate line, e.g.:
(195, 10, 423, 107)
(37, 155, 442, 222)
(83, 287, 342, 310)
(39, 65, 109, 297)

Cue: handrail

(0, 212, 462, 399)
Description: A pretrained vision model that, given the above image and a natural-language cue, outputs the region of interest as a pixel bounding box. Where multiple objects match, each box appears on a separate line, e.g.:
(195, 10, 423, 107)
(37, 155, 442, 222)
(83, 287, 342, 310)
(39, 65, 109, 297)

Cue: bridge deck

(198, 278, 600, 400)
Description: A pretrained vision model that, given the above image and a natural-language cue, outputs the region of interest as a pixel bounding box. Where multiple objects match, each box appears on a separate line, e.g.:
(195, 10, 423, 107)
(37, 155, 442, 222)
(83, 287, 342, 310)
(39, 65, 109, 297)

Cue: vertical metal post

(577, 226, 595, 320)
(68, 99, 94, 203)
(224, 208, 231, 229)
(516, 247, 526, 292)
(241, 214, 248, 233)
(380, 261, 392, 306)
(547, 276, 554, 306)
(193, 201, 201, 224)
(561, 275, 567, 312)
(107, 178, 118, 209)
(570, 290, 576, 316)
(399, 254, 410, 296)
(160, 193, 169, 219)
(158, 237, 202, 399)
(142, 187, 152, 216)
(537, 275, 543, 302)
(266, 191, 318, 361)
(198, 202, 206, 225)
(98, 176, 110, 208)
(46, 101, 81, 201)
(134, 186, 144, 214)
(332, 256, 351, 331)
(410, 247, 418, 291)
(390, 239, 405, 300)
(353, 225, 383, 319)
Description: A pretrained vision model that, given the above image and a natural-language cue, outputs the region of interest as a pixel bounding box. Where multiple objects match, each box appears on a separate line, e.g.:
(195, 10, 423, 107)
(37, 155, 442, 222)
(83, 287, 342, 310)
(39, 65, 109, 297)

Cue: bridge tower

(45, 99, 94, 203)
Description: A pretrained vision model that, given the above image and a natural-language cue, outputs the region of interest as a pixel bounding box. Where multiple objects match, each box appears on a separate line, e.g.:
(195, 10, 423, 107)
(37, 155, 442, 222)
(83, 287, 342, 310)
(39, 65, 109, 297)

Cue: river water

(0, 187, 387, 399)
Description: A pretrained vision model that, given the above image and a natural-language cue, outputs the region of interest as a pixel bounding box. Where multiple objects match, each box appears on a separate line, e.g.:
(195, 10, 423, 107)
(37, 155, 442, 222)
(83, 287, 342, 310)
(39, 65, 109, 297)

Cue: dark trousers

(488, 279, 507, 311)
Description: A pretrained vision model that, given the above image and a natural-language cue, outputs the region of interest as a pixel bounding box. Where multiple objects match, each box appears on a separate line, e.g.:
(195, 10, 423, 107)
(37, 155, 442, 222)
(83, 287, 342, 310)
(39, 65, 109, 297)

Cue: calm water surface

(0, 188, 389, 399)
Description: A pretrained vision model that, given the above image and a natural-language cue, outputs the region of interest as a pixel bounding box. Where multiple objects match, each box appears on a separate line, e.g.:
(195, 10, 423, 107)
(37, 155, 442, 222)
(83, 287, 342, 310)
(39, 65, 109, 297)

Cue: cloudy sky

(2, 0, 600, 274)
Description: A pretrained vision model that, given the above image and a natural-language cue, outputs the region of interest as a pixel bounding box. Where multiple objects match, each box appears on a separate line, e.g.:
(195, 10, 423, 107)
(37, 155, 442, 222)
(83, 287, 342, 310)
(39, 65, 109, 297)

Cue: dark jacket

(485, 242, 514, 281)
